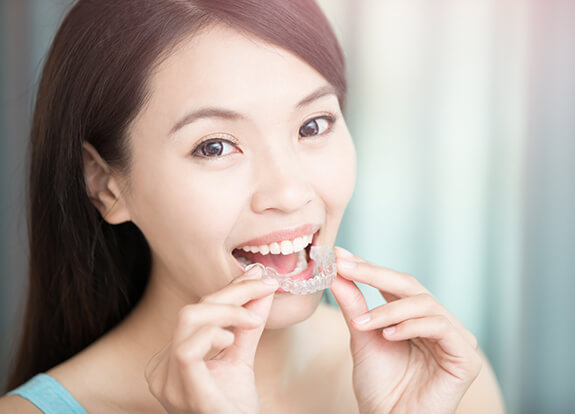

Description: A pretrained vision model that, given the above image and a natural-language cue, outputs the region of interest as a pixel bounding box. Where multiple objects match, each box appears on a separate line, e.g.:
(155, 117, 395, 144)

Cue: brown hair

(6, 0, 346, 390)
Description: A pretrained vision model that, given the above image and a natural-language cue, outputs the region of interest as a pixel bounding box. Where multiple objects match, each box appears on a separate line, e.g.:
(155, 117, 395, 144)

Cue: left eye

(299, 116, 335, 138)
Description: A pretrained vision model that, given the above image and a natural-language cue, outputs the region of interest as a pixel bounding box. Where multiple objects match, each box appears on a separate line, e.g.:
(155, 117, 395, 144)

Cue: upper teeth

(238, 234, 313, 255)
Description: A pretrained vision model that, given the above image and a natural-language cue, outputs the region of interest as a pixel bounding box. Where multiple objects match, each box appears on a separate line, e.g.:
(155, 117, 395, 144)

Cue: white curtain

(317, 0, 575, 413)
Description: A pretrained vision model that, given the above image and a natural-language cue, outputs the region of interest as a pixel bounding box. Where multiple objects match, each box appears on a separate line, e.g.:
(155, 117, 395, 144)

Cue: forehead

(142, 24, 330, 122)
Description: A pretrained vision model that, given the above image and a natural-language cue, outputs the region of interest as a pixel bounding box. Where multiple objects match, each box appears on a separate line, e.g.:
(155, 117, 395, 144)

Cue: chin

(264, 290, 324, 329)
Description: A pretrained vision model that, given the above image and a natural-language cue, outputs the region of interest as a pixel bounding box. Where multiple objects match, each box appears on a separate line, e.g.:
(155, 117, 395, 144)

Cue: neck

(112, 270, 315, 384)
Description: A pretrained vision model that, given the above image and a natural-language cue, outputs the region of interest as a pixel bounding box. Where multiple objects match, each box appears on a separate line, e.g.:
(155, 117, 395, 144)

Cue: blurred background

(1, 0, 574, 413)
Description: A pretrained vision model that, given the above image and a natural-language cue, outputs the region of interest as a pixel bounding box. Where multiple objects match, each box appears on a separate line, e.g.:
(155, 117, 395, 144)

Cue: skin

(0, 24, 506, 413)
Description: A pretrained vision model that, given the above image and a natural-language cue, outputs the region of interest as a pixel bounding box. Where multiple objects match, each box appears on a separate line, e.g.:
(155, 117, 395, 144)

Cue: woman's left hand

(330, 247, 482, 414)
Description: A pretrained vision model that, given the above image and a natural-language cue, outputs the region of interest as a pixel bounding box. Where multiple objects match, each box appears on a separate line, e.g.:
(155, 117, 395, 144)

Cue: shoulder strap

(7, 373, 88, 414)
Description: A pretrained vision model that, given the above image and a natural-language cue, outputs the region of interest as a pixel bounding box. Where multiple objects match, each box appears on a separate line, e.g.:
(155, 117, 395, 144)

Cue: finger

(201, 276, 279, 306)
(335, 247, 428, 300)
(350, 290, 478, 348)
(350, 293, 446, 330)
(382, 315, 470, 358)
(221, 290, 275, 364)
(174, 303, 264, 344)
(330, 274, 369, 325)
(231, 263, 266, 283)
(174, 326, 234, 401)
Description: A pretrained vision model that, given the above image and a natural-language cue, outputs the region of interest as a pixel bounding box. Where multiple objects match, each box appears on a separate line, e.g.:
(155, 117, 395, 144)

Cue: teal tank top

(6, 373, 88, 414)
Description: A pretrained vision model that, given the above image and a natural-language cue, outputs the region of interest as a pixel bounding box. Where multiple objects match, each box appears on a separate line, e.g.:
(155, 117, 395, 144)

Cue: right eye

(191, 138, 240, 159)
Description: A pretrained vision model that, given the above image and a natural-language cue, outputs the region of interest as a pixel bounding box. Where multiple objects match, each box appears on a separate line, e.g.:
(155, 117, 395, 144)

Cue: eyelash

(191, 113, 338, 159)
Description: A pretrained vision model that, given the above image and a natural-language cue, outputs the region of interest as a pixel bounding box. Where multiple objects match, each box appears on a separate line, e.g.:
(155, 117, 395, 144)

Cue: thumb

(330, 274, 372, 345)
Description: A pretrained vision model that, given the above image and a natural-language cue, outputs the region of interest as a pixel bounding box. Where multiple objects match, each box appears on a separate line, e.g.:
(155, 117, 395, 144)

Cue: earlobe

(82, 142, 131, 224)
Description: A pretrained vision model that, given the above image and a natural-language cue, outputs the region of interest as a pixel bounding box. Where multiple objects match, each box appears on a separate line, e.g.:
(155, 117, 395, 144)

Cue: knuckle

(436, 315, 451, 331)
(205, 325, 221, 337)
(468, 331, 479, 349)
(174, 339, 202, 365)
(417, 293, 436, 310)
(402, 272, 417, 284)
(174, 344, 192, 365)
(177, 304, 198, 324)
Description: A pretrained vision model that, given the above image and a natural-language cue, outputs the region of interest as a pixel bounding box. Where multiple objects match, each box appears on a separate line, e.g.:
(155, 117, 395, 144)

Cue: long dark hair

(6, 0, 346, 391)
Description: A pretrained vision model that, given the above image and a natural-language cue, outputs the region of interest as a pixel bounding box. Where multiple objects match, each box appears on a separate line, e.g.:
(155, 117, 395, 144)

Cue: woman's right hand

(144, 266, 278, 414)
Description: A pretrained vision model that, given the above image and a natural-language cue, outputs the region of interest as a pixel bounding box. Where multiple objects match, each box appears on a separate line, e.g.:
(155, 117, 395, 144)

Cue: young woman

(1, 0, 505, 412)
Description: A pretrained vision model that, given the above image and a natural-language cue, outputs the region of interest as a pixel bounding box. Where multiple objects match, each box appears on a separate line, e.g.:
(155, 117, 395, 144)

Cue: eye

(191, 137, 240, 159)
(299, 115, 336, 138)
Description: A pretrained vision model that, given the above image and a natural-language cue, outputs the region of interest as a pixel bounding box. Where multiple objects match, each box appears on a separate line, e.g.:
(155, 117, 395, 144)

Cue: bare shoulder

(45, 341, 134, 413)
(0, 395, 43, 413)
(457, 349, 507, 414)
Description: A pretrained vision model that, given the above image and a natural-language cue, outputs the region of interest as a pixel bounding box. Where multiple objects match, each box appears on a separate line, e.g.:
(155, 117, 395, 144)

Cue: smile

(231, 224, 335, 294)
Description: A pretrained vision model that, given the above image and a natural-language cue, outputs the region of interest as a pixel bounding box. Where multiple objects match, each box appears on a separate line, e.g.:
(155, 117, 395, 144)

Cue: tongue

(237, 251, 298, 274)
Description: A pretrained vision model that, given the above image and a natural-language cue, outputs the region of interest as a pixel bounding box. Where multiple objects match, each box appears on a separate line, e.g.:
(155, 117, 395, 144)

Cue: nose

(250, 148, 314, 214)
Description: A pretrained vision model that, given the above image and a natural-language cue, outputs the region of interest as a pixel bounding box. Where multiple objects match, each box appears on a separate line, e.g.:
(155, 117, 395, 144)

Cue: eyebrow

(169, 84, 337, 136)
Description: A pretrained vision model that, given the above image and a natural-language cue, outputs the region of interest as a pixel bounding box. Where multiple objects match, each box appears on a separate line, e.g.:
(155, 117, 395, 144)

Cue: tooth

(237, 256, 251, 265)
(293, 237, 304, 252)
(249, 246, 259, 253)
(270, 242, 281, 254)
(242, 246, 251, 252)
(259, 244, 270, 255)
(280, 240, 294, 255)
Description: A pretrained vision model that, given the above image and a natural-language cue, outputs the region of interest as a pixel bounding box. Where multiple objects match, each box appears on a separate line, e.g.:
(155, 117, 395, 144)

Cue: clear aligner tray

(246, 246, 336, 295)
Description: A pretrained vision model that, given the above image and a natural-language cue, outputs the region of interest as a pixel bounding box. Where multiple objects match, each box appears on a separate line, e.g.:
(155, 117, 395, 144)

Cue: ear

(82, 141, 131, 224)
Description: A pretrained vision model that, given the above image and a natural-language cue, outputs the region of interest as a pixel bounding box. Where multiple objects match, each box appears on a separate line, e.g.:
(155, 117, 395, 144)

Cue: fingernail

(335, 246, 354, 258)
(337, 259, 356, 270)
(262, 277, 279, 286)
(352, 313, 371, 324)
(244, 263, 263, 277)
(383, 326, 396, 335)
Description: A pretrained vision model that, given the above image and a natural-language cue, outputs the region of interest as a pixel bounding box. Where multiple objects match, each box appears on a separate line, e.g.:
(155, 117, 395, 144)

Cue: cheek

(307, 133, 356, 212)
(125, 158, 248, 259)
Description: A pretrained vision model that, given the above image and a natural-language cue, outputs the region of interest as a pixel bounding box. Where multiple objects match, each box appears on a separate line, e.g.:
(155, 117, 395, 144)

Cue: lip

(234, 223, 321, 249)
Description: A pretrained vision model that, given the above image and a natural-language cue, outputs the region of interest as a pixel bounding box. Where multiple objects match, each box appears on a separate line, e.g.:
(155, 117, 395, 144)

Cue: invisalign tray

(245, 246, 336, 295)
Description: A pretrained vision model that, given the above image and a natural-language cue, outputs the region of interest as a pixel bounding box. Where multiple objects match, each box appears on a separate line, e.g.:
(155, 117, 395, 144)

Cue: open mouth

(232, 229, 336, 295)
(232, 230, 318, 281)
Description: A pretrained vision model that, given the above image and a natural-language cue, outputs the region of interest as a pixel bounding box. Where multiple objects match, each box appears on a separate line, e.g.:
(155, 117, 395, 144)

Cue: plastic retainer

(246, 246, 336, 295)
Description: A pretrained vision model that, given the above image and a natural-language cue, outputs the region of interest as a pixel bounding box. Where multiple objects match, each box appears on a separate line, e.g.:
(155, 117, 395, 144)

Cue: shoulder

(0, 395, 43, 413)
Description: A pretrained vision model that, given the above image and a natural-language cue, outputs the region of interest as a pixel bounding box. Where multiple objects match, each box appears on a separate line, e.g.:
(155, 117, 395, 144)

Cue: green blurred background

(1, 1, 574, 413)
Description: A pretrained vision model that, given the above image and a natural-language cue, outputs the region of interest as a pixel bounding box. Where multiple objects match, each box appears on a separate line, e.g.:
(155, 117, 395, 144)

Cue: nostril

(250, 180, 314, 213)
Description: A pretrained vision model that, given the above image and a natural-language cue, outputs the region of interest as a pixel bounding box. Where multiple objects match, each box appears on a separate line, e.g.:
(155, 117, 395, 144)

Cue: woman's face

(122, 24, 356, 327)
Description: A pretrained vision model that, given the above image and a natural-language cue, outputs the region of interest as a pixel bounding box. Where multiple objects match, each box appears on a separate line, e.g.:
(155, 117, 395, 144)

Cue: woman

(1, 0, 505, 412)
